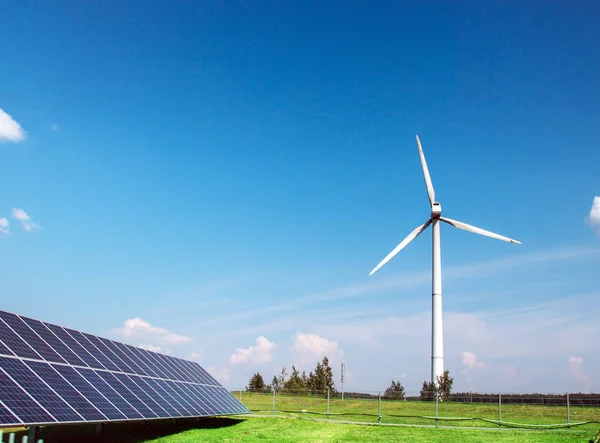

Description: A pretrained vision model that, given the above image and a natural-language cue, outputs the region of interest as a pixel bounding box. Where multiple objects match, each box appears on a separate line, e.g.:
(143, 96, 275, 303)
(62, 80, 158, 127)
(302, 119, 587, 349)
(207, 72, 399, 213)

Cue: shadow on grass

(13, 416, 245, 443)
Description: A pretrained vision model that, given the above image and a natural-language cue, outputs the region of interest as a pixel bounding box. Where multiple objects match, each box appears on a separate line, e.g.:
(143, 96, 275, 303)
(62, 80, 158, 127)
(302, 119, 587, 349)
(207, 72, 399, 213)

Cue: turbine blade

(440, 216, 522, 245)
(416, 135, 435, 206)
(369, 219, 432, 276)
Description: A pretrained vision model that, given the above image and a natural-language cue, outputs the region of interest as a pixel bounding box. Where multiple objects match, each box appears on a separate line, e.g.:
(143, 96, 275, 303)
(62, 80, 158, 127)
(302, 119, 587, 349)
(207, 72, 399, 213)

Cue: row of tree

(247, 356, 335, 395)
(247, 357, 455, 402)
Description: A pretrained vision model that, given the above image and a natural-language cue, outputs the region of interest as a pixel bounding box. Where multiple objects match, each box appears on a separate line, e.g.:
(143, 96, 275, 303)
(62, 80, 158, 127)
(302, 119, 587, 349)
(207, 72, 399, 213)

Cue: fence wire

(232, 389, 600, 432)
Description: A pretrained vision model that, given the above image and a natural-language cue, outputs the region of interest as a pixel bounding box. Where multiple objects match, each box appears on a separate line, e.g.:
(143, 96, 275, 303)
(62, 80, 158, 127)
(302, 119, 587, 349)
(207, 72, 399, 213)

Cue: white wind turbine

(369, 135, 521, 386)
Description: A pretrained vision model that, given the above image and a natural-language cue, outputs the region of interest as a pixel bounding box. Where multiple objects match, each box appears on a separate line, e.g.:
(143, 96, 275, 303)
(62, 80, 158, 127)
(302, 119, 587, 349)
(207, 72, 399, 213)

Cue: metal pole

(272, 387, 275, 417)
(435, 391, 439, 428)
(9, 433, 15, 443)
(341, 363, 345, 401)
(20, 437, 27, 443)
(378, 391, 382, 424)
(239, 389, 242, 401)
(498, 393, 502, 429)
(567, 392, 571, 430)
(327, 388, 330, 421)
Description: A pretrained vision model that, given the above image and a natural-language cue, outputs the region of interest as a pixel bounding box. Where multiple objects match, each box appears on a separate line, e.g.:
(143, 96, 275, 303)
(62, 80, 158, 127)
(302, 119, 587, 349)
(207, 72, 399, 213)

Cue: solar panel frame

(0, 309, 249, 427)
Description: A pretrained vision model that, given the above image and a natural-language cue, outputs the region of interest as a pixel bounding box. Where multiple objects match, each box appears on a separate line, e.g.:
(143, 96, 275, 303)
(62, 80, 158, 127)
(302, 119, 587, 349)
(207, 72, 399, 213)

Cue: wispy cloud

(138, 344, 162, 352)
(292, 333, 344, 367)
(229, 336, 276, 365)
(11, 208, 40, 232)
(461, 351, 487, 372)
(568, 355, 590, 391)
(111, 318, 194, 348)
(51, 123, 59, 132)
(207, 366, 230, 382)
(0, 218, 10, 235)
(0, 109, 26, 142)
(586, 196, 600, 235)
(193, 245, 599, 331)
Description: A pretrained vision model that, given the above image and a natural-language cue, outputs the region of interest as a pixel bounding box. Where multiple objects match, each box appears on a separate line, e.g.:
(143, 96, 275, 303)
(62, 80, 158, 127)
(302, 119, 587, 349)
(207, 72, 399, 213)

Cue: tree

(278, 366, 288, 389)
(283, 365, 306, 394)
(420, 381, 436, 401)
(308, 356, 335, 394)
(419, 370, 454, 401)
(248, 372, 265, 392)
(384, 380, 405, 400)
(271, 375, 280, 392)
(436, 370, 454, 401)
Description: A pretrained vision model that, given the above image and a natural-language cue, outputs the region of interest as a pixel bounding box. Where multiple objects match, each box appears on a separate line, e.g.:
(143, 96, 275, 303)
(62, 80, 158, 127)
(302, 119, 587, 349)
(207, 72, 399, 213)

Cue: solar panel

(0, 309, 249, 427)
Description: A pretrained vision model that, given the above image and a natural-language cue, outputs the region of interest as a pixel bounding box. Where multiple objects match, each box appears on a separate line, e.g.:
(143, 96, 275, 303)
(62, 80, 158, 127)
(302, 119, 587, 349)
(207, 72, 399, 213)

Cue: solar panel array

(0, 310, 249, 426)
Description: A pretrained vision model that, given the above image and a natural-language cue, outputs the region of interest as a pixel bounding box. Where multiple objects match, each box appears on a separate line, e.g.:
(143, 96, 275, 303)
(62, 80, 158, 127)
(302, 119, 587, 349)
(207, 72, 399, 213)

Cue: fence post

(378, 391, 382, 425)
(272, 387, 275, 417)
(498, 393, 502, 429)
(239, 389, 242, 402)
(567, 392, 571, 430)
(327, 388, 330, 421)
(435, 391, 439, 428)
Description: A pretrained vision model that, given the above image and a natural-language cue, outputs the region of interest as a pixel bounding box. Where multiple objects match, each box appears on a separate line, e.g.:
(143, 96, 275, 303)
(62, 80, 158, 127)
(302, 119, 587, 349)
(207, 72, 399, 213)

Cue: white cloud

(461, 351, 487, 372)
(112, 317, 193, 347)
(586, 196, 600, 234)
(568, 356, 589, 388)
(229, 336, 276, 365)
(0, 217, 10, 235)
(0, 109, 25, 142)
(51, 123, 59, 132)
(292, 333, 344, 367)
(138, 344, 162, 352)
(11, 208, 40, 232)
(207, 366, 230, 382)
(190, 346, 204, 363)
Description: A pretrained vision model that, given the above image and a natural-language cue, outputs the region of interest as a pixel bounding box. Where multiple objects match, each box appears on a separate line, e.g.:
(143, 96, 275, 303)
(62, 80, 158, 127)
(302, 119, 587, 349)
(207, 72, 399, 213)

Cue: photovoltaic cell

(0, 309, 249, 427)
(0, 312, 67, 364)
(24, 361, 107, 422)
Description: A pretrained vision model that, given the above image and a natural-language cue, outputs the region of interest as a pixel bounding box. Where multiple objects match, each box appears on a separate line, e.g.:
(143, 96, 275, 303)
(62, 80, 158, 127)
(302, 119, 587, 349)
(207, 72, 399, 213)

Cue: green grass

(237, 392, 600, 430)
(142, 415, 596, 442)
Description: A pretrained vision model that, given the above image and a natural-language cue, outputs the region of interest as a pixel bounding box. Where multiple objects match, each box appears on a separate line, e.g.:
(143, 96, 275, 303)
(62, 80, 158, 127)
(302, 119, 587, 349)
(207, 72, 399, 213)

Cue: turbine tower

(369, 135, 521, 386)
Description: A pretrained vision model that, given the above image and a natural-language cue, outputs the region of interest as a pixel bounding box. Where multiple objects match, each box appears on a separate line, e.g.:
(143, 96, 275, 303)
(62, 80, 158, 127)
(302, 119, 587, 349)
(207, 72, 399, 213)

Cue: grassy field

(236, 392, 600, 431)
(142, 416, 598, 443)
(2, 393, 598, 442)
(6, 416, 596, 443)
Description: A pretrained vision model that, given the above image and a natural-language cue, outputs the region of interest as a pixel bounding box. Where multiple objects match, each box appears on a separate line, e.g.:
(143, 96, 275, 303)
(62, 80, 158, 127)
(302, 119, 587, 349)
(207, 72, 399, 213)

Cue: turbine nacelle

(431, 202, 442, 218)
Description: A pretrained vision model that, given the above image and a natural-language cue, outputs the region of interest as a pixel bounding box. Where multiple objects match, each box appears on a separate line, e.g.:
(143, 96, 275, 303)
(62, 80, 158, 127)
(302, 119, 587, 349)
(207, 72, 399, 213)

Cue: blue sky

(1, 1, 599, 394)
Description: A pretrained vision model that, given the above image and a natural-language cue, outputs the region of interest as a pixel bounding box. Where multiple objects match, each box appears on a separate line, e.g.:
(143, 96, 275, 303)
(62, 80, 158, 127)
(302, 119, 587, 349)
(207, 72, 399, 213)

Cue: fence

(232, 389, 600, 432)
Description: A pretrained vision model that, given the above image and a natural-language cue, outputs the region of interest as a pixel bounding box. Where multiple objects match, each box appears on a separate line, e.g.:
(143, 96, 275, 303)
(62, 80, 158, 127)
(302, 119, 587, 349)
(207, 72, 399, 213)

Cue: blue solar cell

(143, 378, 190, 416)
(20, 318, 88, 367)
(0, 309, 249, 427)
(133, 376, 181, 417)
(0, 366, 56, 424)
(44, 323, 105, 369)
(0, 357, 81, 422)
(0, 313, 67, 364)
(124, 346, 163, 378)
(0, 339, 14, 357)
(76, 368, 142, 420)
(24, 361, 106, 422)
(0, 318, 41, 360)
(111, 373, 171, 418)
(0, 400, 20, 425)
(67, 331, 121, 372)
(53, 365, 126, 421)
(101, 339, 146, 376)
(88, 337, 133, 374)
(171, 382, 209, 415)
(142, 350, 177, 380)
(154, 353, 186, 380)
(96, 371, 158, 419)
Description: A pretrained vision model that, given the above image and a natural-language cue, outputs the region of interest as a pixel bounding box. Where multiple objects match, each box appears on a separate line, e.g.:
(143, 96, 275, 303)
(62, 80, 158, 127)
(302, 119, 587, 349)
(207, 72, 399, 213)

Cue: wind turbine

(369, 135, 521, 386)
